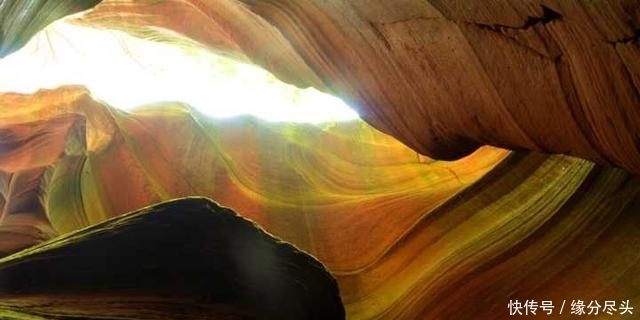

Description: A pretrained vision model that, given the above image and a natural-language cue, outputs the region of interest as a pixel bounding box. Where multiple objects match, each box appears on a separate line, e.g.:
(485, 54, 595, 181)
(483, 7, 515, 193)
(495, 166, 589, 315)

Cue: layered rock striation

(0, 1, 639, 319)
(73, 0, 640, 173)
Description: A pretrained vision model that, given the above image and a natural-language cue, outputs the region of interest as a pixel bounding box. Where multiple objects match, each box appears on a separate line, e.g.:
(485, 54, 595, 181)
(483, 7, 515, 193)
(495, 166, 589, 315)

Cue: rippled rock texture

(1, 1, 640, 319)
(74, 0, 640, 173)
(2, 87, 639, 319)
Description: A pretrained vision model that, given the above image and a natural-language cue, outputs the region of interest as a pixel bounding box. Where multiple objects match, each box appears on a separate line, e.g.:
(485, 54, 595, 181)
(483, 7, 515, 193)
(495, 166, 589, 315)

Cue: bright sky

(0, 17, 359, 123)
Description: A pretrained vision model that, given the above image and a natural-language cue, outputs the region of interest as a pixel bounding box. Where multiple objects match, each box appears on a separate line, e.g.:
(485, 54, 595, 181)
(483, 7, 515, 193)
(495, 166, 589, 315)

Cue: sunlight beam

(0, 17, 359, 123)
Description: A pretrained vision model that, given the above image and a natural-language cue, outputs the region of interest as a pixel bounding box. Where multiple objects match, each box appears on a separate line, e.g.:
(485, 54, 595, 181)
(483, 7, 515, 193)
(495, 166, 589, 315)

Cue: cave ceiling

(0, 1, 639, 319)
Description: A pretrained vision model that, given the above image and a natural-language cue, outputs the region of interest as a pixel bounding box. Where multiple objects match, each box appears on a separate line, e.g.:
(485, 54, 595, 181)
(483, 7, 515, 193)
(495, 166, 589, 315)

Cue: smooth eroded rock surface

(1, 1, 640, 319)
(1, 88, 639, 319)
(73, 0, 640, 173)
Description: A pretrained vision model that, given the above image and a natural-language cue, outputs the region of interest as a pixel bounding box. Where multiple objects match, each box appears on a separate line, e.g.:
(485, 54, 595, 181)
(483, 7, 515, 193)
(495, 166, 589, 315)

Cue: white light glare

(0, 18, 359, 123)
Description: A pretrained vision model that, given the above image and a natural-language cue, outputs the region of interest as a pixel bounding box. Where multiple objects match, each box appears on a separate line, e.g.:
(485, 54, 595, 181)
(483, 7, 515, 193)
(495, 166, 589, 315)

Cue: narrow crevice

(459, 6, 563, 62)
(607, 28, 640, 44)
(368, 21, 391, 50)
(470, 5, 563, 32)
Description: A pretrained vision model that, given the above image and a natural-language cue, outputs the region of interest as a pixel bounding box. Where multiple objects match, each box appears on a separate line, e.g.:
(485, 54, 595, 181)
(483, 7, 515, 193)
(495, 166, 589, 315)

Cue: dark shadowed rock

(0, 197, 345, 320)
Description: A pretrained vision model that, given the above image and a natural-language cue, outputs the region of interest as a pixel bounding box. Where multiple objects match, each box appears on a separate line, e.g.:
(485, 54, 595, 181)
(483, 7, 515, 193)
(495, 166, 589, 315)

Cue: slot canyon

(0, 1, 639, 319)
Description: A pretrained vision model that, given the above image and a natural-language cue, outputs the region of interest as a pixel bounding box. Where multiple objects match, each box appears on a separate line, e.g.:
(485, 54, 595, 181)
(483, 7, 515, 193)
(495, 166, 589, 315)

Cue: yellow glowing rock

(2, 87, 639, 319)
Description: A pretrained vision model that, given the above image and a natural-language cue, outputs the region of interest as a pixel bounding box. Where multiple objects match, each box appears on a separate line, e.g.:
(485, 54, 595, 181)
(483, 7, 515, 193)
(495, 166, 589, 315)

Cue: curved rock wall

(1, 1, 640, 319)
(75, 0, 640, 173)
(2, 88, 639, 319)
(0, 87, 507, 268)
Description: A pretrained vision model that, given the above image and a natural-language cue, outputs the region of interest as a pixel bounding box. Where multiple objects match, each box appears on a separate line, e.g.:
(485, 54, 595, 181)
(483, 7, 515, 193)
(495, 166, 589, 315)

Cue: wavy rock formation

(73, 0, 640, 173)
(0, 87, 507, 268)
(0, 197, 345, 319)
(0, 1, 639, 319)
(2, 87, 639, 319)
